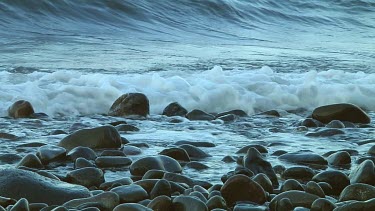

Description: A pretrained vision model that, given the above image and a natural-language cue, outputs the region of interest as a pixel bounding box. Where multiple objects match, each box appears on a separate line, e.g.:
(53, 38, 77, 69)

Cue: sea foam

(1, 66, 375, 117)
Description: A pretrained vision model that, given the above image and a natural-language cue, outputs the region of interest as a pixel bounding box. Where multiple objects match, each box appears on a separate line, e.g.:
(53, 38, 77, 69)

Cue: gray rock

(130, 155, 182, 176)
(174, 141, 216, 147)
(338, 183, 375, 202)
(147, 195, 172, 211)
(312, 103, 370, 124)
(95, 156, 132, 168)
(368, 145, 375, 156)
(115, 124, 140, 132)
(159, 148, 190, 162)
(252, 173, 273, 193)
(306, 129, 345, 137)
(66, 167, 104, 188)
(305, 181, 325, 198)
(334, 198, 375, 211)
(326, 120, 345, 128)
(109, 93, 149, 117)
(67, 147, 97, 161)
(150, 179, 171, 199)
(16, 154, 44, 169)
(99, 177, 133, 190)
(327, 151, 351, 166)
(10, 198, 29, 211)
(186, 109, 215, 121)
(349, 159, 375, 185)
(58, 126, 121, 151)
(279, 152, 328, 166)
(172, 195, 208, 211)
(311, 198, 336, 211)
(236, 144, 268, 154)
(281, 179, 304, 192)
(110, 184, 148, 203)
(269, 190, 319, 211)
(282, 166, 315, 181)
(63, 192, 119, 210)
(206, 196, 227, 210)
(75, 157, 95, 169)
(179, 144, 211, 159)
(36, 145, 66, 164)
(312, 170, 350, 196)
(122, 145, 142, 155)
(0, 168, 91, 205)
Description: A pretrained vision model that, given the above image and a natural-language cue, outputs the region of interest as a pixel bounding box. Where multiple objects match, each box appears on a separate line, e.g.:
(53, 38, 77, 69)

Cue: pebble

(75, 157, 95, 169)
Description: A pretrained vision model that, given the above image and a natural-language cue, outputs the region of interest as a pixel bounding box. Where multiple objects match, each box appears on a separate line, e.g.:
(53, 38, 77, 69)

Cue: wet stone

(368, 145, 375, 155)
(8, 100, 35, 118)
(110, 184, 148, 203)
(147, 195, 172, 211)
(325, 120, 345, 128)
(99, 177, 133, 190)
(310, 198, 336, 211)
(312, 170, 350, 196)
(280, 179, 304, 192)
(349, 159, 375, 185)
(279, 152, 328, 166)
(305, 181, 325, 198)
(174, 140, 216, 147)
(339, 183, 375, 202)
(159, 147, 190, 162)
(306, 128, 345, 137)
(178, 144, 211, 158)
(252, 173, 273, 193)
(63, 192, 120, 210)
(327, 151, 351, 166)
(269, 190, 319, 211)
(66, 146, 97, 161)
(0, 153, 22, 165)
(95, 156, 132, 168)
(186, 161, 209, 170)
(172, 195, 208, 211)
(66, 167, 105, 188)
(130, 155, 182, 176)
(74, 158, 95, 169)
(100, 150, 126, 157)
(36, 145, 66, 164)
(150, 179, 171, 199)
(206, 195, 227, 210)
(115, 124, 140, 132)
(299, 118, 323, 128)
(162, 102, 188, 117)
(236, 144, 268, 154)
(122, 145, 142, 155)
(113, 203, 152, 211)
(186, 109, 215, 121)
(282, 166, 315, 181)
(312, 103, 370, 124)
(16, 154, 44, 169)
(108, 93, 150, 117)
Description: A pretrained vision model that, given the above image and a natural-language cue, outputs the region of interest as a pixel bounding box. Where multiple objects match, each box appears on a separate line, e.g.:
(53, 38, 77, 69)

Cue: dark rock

(0, 132, 19, 140)
(282, 166, 315, 181)
(233, 204, 267, 211)
(109, 93, 149, 117)
(100, 150, 126, 157)
(310, 198, 336, 211)
(0, 168, 91, 205)
(349, 160, 375, 185)
(280, 179, 304, 192)
(147, 195, 172, 210)
(0, 196, 16, 208)
(135, 179, 186, 194)
(252, 173, 273, 193)
(115, 124, 140, 132)
(243, 147, 278, 186)
(0, 153, 22, 165)
(327, 151, 351, 166)
(63, 192, 119, 210)
(189, 191, 207, 203)
(162, 102, 188, 117)
(8, 100, 34, 118)
(318, 182, 333, 196)
(150, 179, 171, 199)
(75, 158, 95, 169)
(66, 167, 104, 188)
(10, 198, 29, 211)
(174, 141, 216, 147)
(178, 144, 211, 158)
(110, 184, 148, 203)
(36, 145, 66, 164)
(306, 129, 345, 137)
(279, 152, 328, 166)
(236, 145, 268, 154)
(273, 165, 286, 175)
(299, 118, 323, 128)
(312, 170, 350, 196)
(193, 185, 209, 198)
(258, 110, 281, 117)
(339, 183, 375, 202)
(271, 150, 288, 156)
(16, 154, 44, 169)
(122, 145, 142, 155)
(29, 203, 48, 211)
(186, 161, 209, 170)
(130, 155, 182, 176)
(326, 120, 345, 128)
(312, 103, 370, 124)
(99, 177, 133, 190)
(216, 109, 248, 118)
(217, 114, 236, 122)
(142, 170, 166, 180)
(368, 145, 375, 156)
(334, 198, 375, 211)
(186, 109, 215, 121)
(269, 190, 319, 211)
(159, 148, 190, 162)
(206, 196, 227, 210)
(305, 181, 325, 198)
(220, 174, 266, 207)
(113, 203, 152, 211)
(95, 156, 132, 168)
(58, 126, 121, 151)
(67, 147, 97, 161)
(108, 121, 127, 126)
(172, 195, 208, 211)
(222, 156, 236, 163)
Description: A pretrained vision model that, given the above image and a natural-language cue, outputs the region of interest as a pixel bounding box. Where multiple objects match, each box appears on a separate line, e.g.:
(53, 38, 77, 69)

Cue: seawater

(0, 0, 374, 183)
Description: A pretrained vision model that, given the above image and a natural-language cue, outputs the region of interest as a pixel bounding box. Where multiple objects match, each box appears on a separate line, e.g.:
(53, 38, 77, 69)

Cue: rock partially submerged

(109, 93, 149, 117)
(0, 168, 91, 205)
(8, 100, 35, 118)
(312, 103, 370, 124)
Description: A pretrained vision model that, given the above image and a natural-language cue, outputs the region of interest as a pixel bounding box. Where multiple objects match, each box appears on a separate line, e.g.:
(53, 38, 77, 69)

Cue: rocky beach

(0, 94, 374, 211)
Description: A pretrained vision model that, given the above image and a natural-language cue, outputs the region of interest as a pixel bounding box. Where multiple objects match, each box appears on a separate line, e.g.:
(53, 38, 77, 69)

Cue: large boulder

(108, 93, 149, 117)
(0, 168, 91, 205)
(58, 126, 121, 151)
(8, 100, 35, 118)
(312, 103, 370, 124)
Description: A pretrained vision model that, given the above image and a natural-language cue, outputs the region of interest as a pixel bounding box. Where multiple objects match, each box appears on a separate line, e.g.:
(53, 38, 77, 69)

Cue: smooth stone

(327, 151, 351, 166)
(333, 198, 375, 211)
(75, 157, 95, 169)
(130, 155, 182, 176)
(113, 203, 152, 211)
(99, 177, 133, 190)
(66, 167, 104, 188)
(349, 160, 375, 185)
(220, 175, 266, 207)
(279, 152, 328, 166)
(206, 196, 227, 210)
(208, 190, 222, 199)
(356, 156, 375, 164)
(311, 198, 336, 211)
(306, 181, 325, 198)
(122, 145, 142, 155)
(259, 109, 281, 117)
(162, 102, 188, 117)
(273, 165, 286, 175)
(178, 144, 211, 158)
(252, 173, 273, 193)
(186, 161, 209, 170)
(306, 129, 345, 137)
(115, 124, 140, 132)
(95, 156, 132, 168)
(109, 121, 127, 126)
(147, 195, 173, 210)
(323, 149, 358, 157)
(110, 184, 148, 203)
(0, 132, 19, 140)
(59, 126, 121, 151)
(10, 198, 29, 211)
(150, 179, 171, 199)
(100, 150, 126, 157)
(326, 120, 345, 128)
(163, 172, 195, 187)
(189, 191, 207, 203)
(36, 145, 66, 164)
(172, 195, 208, 211)
(186, 109, 215, 121)
(8, 100, 34, 118)
(243, 147, 278, 186)
(142, 170, 166, 180)
(16, 154, 44, 169)
(222, 155, 236, 163)
(36, 170, 60, 181)
(108, 93, 150, 117)
(159, 148, 190, 162)
(339, 183, 375, 202)
(236, 145, 268, 154)
(0, 168, 91, 205)
(0, 153, 22, 164)
(174, 141, 216, 147)
(299, 118, 324, 127)
(312, 170, 350, 196)
(281, 179, 304, 192)
(269, 190, 319, 211)
(193, 185, 209, 198)
(217, 114, 236, 122)
(67, 147, 97, 161)
(312, 103, 370, 124)
(368, 145, 375, 155)
(49, 130, 68, 135)
(216, 109, 248, 118)
(271, 150, 288, 156)
(135, 179, 186, 195)
(63, 192, 119, 210)
(318, 182, 334, 196)
(282, 166, 315, 181)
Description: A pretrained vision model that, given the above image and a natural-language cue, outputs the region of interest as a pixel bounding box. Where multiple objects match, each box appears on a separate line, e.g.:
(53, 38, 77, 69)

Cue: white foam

(1, 66, 375, 117)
